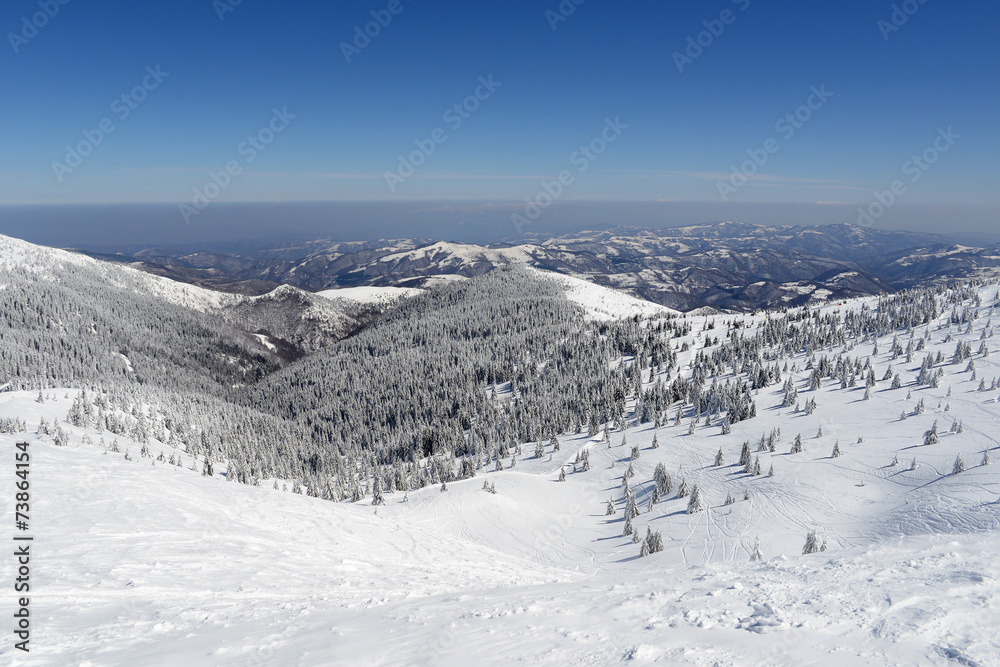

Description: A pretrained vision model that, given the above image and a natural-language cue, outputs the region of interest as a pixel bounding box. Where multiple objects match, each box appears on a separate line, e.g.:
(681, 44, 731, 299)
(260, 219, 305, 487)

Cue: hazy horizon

(2, 200, 998, 251)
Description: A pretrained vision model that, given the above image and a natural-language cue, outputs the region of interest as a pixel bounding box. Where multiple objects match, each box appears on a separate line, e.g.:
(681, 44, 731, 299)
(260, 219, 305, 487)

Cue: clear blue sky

(0, 0, 997, 241)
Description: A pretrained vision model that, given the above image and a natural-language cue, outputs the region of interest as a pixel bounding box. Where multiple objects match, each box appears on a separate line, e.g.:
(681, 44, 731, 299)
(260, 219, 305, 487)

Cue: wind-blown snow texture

(3, 276, 1000, 665)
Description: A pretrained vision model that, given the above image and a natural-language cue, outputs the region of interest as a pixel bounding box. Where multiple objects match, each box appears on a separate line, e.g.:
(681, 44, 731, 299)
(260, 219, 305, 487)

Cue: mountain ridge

(73, 222, 1000, 312)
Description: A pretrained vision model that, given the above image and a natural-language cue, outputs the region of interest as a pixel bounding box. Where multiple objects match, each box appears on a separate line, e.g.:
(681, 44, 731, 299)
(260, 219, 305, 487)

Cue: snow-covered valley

(2, 270, 999, 665)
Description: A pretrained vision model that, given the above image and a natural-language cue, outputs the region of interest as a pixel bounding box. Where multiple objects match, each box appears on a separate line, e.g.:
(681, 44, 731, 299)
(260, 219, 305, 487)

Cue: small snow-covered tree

(739, 440, 751, 466)
(686, 485, 703, 514)
(832, 442, 841, 458)
(750, 536, 763, 562)
(372, 473, 386, 506)
(923, 421, 940, 446)
(654, 462, 672, 495)
(953, 454, 966, 475)
(714, 448, 725, 467)
(802, 530, 821, 555)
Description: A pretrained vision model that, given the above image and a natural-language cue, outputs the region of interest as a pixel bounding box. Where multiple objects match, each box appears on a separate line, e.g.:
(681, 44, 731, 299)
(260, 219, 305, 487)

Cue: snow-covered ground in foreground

(3, 285, 1000, 665)
(532, 268, 679, 321)
(314, 285, 423, 306)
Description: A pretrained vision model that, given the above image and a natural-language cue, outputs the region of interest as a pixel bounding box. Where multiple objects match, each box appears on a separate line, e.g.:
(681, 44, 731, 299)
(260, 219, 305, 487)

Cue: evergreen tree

(802, 530, 821, 555)
(750, 536, 763, 562)
(372, 473, 386, 506)
(739, 440, 751, 466)
(923, 421, 940, 446)
(686, 485, 703, 513)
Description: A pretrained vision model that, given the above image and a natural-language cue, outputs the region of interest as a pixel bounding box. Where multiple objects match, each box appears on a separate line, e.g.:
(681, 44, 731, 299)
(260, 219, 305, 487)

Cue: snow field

(2, 283, 1000, 664)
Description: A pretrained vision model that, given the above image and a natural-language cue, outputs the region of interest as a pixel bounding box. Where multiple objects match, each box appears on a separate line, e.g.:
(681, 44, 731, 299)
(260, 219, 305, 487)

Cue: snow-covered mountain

(78, 222, 1000, 312)
(3, 277, 999, 665)
(0, 233, 378, 361)
(2, 231, 999, 665)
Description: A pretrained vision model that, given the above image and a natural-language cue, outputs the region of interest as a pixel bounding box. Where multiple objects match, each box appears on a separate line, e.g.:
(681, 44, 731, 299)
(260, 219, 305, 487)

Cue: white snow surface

(2, 285, 1000, 665)
(314, 285, 423, 305)
(531, 268, 679, 321)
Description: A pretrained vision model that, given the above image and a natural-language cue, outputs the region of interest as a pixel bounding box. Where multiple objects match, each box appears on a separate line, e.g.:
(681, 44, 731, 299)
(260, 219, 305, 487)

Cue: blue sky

(0, 0, 997, 241)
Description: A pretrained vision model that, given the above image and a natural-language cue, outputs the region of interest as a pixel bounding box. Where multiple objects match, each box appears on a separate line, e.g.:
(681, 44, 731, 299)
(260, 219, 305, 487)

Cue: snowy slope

(531, 268, 679, 321)
(314, 285, 423, 306)
(2, 283, 1000, 665)
(0, 233, 237, 312)
(0, 234, 361, 353)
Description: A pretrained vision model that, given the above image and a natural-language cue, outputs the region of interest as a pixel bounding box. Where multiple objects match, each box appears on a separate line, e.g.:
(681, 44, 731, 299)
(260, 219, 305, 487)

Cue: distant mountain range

(75, 222, 1000, 312)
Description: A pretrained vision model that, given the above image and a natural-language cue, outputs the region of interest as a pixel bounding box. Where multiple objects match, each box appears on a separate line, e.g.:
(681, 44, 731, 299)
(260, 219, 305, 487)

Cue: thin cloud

(251, 172, 548, 181)
(607, 169, 865, 189)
